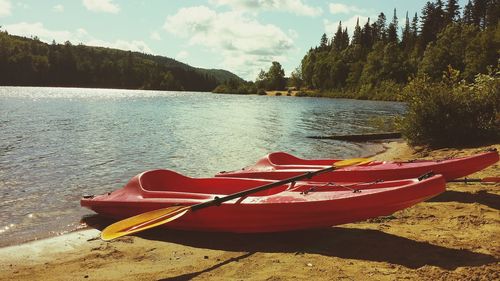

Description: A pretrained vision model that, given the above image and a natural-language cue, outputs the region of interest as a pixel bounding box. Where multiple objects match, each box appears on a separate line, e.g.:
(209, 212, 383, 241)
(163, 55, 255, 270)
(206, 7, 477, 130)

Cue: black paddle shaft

(191, 166, 336, 211)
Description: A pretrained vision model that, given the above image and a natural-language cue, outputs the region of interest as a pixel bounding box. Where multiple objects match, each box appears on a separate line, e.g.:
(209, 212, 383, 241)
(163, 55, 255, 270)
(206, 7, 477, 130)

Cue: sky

(0, 0, 468, 80)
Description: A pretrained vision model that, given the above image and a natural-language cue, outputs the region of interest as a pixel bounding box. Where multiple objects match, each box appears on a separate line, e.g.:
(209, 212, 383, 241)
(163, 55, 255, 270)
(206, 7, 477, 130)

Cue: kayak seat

(268, 152, 336, 166)
(139, 169, 288, 196)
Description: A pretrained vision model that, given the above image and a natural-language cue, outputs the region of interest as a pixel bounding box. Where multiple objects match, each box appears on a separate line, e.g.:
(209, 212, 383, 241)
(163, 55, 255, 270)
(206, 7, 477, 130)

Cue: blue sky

(0, 0, 467, 80)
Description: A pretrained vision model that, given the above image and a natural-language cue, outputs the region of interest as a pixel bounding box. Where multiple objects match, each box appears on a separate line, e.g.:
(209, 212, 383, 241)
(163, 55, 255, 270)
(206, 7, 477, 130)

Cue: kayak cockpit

(137, 169, 289, 197)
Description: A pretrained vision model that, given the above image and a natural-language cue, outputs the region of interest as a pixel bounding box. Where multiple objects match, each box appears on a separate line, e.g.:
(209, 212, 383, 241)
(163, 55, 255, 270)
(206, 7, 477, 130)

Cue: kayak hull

(81, 170, 445, 233)
(215, 150, 499, 182)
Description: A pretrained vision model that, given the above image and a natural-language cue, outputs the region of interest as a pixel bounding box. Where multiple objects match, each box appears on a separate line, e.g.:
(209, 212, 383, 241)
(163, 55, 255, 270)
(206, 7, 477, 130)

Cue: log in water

(308, 132, 402, 142)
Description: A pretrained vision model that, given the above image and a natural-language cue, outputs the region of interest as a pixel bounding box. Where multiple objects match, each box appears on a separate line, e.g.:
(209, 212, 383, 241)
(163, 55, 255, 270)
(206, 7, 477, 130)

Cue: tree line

(0, 32, 242, 91)
(292, 0, 499, 100)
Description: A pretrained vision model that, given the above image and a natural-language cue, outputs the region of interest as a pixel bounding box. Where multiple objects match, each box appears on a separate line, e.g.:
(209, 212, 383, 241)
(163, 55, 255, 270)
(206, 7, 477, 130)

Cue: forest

(0, 32, 242, 91)
(294, 0, 499, 100)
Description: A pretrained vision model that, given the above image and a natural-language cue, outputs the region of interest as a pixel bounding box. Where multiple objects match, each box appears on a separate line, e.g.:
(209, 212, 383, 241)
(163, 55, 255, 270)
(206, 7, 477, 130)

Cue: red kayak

(216, 150, 499, 182)
(81, 169, 445, 233)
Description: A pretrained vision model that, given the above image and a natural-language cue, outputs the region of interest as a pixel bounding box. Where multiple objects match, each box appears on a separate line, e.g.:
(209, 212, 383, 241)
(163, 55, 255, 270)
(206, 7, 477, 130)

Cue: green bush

(399, 67, 499, 147)
(257, 89, 267, 95)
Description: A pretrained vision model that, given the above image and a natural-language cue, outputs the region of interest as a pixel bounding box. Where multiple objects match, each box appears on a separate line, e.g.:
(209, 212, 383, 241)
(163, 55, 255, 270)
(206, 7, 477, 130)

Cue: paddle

(448, 177, 500, 183)
(100, 157, 370, 241)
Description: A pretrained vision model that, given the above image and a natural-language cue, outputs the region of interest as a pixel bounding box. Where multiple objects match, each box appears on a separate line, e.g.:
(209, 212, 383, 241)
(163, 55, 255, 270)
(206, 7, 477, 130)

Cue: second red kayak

(216, 149, 498, 182)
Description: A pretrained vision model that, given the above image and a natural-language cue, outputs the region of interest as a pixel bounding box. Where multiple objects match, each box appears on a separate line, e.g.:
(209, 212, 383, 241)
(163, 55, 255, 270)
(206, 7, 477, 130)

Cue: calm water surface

(0, 87, 405, 246)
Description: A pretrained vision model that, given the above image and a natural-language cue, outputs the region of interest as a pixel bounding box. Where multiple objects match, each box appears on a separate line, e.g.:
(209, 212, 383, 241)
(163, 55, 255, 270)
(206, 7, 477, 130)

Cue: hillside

(0, 32, 243, 91)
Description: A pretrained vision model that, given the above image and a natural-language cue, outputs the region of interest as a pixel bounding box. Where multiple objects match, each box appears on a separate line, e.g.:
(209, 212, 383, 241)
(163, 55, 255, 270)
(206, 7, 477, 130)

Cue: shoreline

(1, 141, 499, 280)
(0, 140, 391, 248)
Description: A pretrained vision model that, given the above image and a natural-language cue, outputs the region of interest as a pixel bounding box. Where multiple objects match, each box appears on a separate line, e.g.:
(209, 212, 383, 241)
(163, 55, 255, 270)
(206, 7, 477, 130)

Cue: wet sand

(1, 141, 498, 280)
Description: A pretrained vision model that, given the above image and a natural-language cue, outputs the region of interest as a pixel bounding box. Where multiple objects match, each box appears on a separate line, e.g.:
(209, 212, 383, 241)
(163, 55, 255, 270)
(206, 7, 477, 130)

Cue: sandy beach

(1, 141, 498, 281)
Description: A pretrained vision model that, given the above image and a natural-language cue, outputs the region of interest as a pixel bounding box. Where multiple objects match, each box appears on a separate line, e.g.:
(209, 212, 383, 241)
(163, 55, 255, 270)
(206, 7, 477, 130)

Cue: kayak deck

(216, 150, 499, 182)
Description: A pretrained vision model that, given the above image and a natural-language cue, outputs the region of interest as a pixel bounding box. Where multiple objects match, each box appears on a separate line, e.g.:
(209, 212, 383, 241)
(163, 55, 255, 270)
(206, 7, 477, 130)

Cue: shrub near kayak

(215, 150, 499, 182)
(81, 169, 446, 233)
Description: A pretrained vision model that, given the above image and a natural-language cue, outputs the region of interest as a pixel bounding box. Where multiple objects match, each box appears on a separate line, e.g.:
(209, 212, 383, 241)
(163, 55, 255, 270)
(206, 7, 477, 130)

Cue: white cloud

(210, 0, 322, 17)
(1, 22, 152, 53)
(2, 22, 74, 42)
(176, 51, 189, 61)
(164, 6, 294, 79)
(0, 0, 12, 17)
(328, 3, 366, 15)
(82, 0, 119, 14)
(150, 31, 161, 41)
(53, 4, 64, 13)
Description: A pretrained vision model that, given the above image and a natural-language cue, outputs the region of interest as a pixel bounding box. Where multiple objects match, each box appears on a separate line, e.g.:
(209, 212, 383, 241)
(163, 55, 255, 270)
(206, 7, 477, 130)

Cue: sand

(1, 141, 498, 281)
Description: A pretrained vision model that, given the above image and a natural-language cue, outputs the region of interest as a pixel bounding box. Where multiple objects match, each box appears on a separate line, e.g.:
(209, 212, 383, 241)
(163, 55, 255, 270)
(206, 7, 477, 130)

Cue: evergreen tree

(411, 12, 419, 38)
(402, 12, 412, 50)
(462, 0, 474, 24)
(332, 22, 344, 51)
(387, 8, 399, 43)
(420, 2, 437, 47)
(472, 0, 488, 28)
(444, 0, 461, 24)
(342, 28, 350, 50)
(320, 33, 328, 50)
(361, 18, 373, 49)
(374, 13, 387, 42)
(352, 18, 362, 45)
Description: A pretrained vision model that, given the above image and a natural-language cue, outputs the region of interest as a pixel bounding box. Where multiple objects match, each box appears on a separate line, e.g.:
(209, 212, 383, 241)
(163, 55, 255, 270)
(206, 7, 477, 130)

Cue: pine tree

(444, 0, 460, 24)
(387, 8, 399, 43)
(361, 18, 373, 49)
(411, 12, 419, 38)
(472, 0, 488, 28)
(374, 13, 387, 42)
(332, 22, 344, 51)
(463, 0, 474, 24)
(402, 11, 412, 50)
(352, 18, 362, 45)
(320, 33, 328, 50)
(435, 0, 446, 30)
(420, 1, 437, 47)
(342, 28, 350, 50)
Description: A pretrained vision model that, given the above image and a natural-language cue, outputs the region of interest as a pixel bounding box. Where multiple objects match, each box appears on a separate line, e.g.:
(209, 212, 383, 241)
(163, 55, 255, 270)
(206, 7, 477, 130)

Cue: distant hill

(197, 68, 243, 84)
(0, 32, 243, 91)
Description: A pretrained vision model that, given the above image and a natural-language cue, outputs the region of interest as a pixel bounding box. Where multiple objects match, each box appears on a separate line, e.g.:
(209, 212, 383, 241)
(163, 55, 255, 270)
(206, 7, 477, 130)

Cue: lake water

(0, 87, 405, 246)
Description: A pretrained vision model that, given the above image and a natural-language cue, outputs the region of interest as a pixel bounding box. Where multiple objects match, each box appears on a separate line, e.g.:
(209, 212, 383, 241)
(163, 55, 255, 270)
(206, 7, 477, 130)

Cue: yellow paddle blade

(333, 158, 372, 168)
(101, 205, 190, 241)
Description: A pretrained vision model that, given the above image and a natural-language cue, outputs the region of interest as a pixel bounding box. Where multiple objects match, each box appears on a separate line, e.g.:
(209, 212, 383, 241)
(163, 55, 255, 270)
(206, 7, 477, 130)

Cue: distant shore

(262, 90, 400, 101)
(1, 140, 498, 280)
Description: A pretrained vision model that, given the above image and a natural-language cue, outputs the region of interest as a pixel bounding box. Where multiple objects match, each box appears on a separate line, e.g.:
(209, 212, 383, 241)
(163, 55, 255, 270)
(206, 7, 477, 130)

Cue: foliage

(399, 67, 500, 147)
(255, 61, 286, 91)
(0, 32, 242, 91)
(212, 80, 257, 95)
(297, 0, 499, 102)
